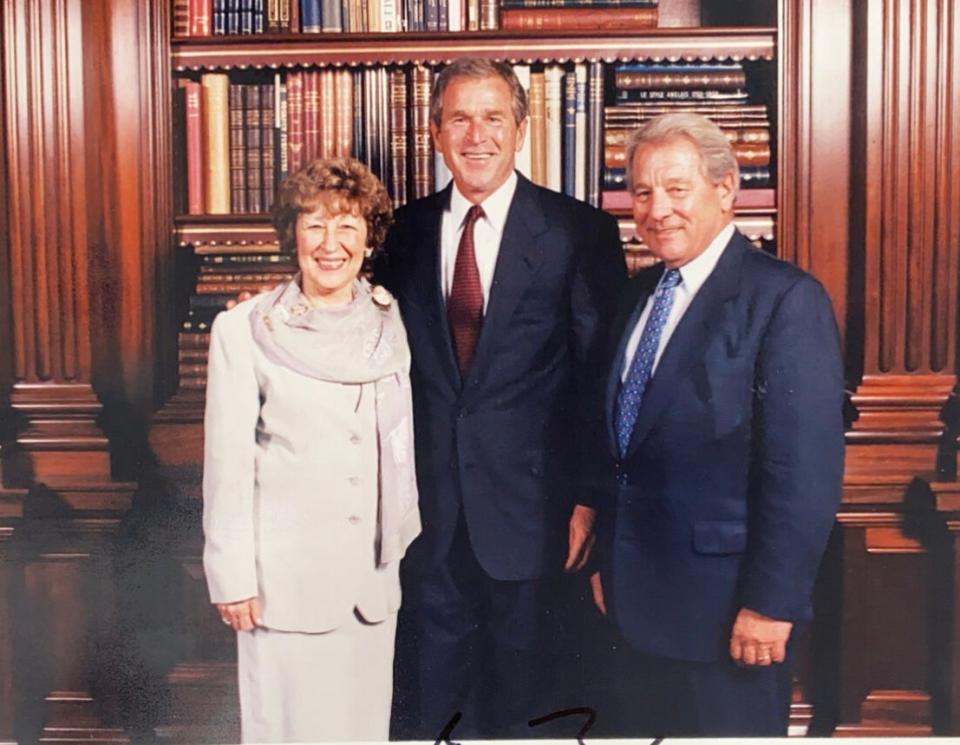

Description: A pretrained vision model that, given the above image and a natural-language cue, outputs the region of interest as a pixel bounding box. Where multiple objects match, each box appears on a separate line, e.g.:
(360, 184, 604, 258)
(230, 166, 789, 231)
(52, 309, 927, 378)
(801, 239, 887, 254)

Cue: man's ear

(514, 116, 529, 152)
(717, 170, 737, 212)
(430, 121, 442, 150)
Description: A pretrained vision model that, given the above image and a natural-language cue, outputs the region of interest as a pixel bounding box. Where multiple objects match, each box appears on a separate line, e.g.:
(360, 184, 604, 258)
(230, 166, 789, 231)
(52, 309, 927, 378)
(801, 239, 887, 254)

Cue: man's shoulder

(737, 238, 825, 296)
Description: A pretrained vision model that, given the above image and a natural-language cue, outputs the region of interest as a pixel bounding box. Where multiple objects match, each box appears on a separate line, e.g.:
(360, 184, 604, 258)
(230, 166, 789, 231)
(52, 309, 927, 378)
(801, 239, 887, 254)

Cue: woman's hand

(216, 598, 262, 631)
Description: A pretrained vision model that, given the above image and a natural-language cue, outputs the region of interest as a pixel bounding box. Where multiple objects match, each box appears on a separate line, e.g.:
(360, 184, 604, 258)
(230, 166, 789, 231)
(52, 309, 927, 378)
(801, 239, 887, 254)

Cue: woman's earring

(364, 247, 373, 258)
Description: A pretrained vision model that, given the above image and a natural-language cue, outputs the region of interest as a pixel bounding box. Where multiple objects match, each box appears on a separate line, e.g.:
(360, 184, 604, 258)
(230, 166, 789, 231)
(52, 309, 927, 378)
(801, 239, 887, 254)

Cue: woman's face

(295, 201, 369, 306)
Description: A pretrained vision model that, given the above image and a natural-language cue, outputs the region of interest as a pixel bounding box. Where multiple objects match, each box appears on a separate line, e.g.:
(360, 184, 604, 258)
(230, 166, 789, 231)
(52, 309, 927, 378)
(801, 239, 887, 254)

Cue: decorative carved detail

(778, 0, 852, 341)
(171, 28, 776, 70)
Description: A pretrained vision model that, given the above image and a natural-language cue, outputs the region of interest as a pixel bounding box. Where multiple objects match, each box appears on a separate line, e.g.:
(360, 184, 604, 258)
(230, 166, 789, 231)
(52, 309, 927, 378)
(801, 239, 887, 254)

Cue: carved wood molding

(857, 0, 959, 380)
(778, 0, 852, 343)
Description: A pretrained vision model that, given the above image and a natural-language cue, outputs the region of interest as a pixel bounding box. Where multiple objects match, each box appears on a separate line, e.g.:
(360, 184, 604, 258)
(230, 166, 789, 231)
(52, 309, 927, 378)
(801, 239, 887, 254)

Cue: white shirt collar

(673, 221, 735, 294)
(448, 171, 518, 233)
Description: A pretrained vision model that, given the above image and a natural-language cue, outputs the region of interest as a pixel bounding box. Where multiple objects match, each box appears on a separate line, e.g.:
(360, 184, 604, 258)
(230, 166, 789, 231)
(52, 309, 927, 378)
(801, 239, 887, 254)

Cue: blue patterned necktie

(615, 268, 683, 458)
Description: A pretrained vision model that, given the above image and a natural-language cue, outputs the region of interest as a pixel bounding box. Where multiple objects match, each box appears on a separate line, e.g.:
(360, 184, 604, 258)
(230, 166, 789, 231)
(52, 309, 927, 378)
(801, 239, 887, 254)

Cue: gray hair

(625, 112, 739, 190)
(430, 58, 528, 128)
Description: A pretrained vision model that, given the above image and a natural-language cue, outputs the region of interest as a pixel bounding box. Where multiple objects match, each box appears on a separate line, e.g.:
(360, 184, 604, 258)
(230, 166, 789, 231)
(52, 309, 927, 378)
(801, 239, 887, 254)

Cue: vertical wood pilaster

(847, 0, 960, 479)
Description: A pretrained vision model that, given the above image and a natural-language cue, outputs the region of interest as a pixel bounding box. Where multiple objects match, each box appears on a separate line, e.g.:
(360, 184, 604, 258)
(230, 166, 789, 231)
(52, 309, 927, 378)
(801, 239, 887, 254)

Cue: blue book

(213, 0, 227, 34)
(240, 0, 254, 34)
(301, 0, 322, 32)
(425, 0, 439, 31)
(562, 71, 577, 198)
(615, 62, 744, 73)
(227, 0, 241, 34)
(253, 0, 264, 32)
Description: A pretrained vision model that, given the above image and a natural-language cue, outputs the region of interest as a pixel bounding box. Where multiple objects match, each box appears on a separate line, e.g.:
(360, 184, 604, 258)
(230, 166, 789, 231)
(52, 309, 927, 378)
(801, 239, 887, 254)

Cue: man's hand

(565, 504, 596, 572)
(589, 571, 607, 615)
(729, 607, 792, 667)
(216, 597, 262, 632)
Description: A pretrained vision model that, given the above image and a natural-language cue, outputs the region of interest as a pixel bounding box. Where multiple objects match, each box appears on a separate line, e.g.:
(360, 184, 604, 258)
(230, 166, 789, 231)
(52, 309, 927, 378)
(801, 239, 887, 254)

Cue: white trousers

(237, 610, 397, 743)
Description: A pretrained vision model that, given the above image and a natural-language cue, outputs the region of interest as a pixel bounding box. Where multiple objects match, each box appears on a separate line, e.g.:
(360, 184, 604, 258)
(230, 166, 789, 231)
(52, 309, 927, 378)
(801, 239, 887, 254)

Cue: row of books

(602, 61, 773, 190)
(176, 62, 646, 214)
(173, 0, 657, 35)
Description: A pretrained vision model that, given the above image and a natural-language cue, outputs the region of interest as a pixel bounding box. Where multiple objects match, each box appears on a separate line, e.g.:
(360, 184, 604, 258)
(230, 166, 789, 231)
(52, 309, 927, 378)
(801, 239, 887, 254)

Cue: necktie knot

(660, 268, 682, 290)
(464, 204, 485, 230)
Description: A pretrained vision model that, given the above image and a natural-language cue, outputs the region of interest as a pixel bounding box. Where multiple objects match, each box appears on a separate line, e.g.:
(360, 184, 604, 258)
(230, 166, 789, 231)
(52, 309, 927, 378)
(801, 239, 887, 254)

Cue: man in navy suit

(590, 112, 844, 736)
(380, 58, 625, 738)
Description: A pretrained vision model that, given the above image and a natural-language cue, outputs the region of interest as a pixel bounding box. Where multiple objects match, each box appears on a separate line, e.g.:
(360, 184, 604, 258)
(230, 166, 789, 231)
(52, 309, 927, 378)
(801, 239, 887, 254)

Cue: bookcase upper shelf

(171, 28, 776, 71)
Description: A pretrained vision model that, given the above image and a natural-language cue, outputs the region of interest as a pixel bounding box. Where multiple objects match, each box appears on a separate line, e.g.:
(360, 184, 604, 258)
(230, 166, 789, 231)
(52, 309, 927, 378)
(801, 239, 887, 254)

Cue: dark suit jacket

(602, 229, 844, 662)
(379, 174, 625, 581)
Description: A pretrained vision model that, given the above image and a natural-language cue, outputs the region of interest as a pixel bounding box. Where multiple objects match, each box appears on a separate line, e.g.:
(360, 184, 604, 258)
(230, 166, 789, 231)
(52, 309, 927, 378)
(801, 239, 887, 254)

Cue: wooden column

(778, 0, 852, 342)
(0, 0, 111, 487)
(846, 0, 960, 480)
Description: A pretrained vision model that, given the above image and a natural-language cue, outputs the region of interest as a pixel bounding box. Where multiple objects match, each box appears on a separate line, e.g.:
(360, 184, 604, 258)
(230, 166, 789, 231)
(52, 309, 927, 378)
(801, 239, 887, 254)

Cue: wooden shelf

(171, 27, 776, 71)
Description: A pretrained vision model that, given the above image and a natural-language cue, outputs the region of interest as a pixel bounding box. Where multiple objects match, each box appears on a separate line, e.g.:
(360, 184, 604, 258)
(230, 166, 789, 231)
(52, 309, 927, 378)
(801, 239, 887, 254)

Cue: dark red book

(287, 71, 305, 175)
(303, 70, 320, 164)
(501, 6, 656, 30)
(183, 80, 205, 215)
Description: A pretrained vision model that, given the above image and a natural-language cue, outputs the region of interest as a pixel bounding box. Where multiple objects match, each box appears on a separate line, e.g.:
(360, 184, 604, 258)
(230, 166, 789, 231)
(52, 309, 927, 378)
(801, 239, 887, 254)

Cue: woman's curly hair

(272, 158, 394, 260)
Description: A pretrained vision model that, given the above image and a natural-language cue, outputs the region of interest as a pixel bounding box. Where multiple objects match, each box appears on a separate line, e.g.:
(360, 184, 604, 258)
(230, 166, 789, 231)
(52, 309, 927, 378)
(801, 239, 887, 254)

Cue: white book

(544, 66, 563, 193)
(448, 0, 463, 32)
(574, 63, 588, 202)
(513, 65, 532, 179)
(382, 0, 398, 31)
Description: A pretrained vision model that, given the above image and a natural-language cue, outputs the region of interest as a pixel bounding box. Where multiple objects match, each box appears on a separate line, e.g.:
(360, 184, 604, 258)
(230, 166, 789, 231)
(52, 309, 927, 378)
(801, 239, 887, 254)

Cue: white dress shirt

(440, 171, 518, 308)
(621, 222, 736, 381)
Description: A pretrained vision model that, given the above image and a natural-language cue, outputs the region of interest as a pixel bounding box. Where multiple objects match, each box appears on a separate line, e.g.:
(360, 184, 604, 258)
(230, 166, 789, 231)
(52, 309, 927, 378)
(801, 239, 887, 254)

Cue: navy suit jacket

(379, 174, 626, 581)
(602, 230, 844, 662)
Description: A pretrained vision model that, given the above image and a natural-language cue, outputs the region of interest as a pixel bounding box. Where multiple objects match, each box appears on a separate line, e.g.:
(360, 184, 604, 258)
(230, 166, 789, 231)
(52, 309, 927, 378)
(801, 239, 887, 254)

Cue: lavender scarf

(250, 278, 421, 566)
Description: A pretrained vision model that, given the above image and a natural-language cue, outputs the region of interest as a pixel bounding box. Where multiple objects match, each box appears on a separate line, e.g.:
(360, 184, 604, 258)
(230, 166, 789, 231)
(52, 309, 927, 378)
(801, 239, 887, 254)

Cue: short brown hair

(430, 58, 528, 128)
(272, 158, 394, 259)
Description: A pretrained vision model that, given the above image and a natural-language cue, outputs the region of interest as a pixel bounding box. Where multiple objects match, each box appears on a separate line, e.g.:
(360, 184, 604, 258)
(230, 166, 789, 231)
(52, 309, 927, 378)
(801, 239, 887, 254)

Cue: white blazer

(202, 296, 401, 633)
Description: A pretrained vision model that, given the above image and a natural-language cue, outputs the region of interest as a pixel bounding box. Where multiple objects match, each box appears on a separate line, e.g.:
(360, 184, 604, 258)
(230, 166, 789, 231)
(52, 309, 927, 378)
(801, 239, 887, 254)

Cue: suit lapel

(605, 265, 663, 454)
(624, 233, 746, 456)
(406, 186, 462, 390)
(465, 175, 549, 388)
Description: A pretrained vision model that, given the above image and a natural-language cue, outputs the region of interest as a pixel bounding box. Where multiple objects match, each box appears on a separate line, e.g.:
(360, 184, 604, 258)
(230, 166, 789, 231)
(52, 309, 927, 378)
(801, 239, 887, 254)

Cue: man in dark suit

(590, 112, 844, 737)
(380, 58, 625, 738)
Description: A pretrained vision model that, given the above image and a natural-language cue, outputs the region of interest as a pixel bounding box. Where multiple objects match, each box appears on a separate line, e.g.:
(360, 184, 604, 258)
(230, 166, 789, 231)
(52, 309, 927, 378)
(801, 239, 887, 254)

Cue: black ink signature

(434, 708, 664, 745)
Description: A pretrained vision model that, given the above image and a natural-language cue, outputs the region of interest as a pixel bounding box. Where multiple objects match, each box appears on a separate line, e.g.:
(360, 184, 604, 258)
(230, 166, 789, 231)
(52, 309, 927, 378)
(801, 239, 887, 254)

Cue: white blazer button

(348, 515, 361, 524)
(350, 434, 361, 444)
(348, 476, 360, 486)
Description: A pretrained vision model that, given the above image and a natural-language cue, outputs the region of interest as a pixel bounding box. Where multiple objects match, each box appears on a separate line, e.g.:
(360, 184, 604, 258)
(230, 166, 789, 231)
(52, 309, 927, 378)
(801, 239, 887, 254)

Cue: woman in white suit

(202, 158, 421, 743)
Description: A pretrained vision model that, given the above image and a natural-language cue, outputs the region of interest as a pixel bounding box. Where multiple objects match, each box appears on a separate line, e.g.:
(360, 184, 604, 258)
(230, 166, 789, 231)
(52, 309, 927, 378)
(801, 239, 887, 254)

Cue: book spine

(425, 0, 439, 30)
(438, 0, 448, 30)
(320, 69, 336, 159)
(201, 253, 295, 265)
(574, 63, 587, 201)
(377, 67, 390, 183)
(254, 0, 265, 31)
(513, 65, 531, 179)
(174, 0, 191, 37)
(184, 81, 205, 214)
(178, 348, 209, 363)
(287, 0, 299, 31)
(240, 0, 254, 33)
(362, 69, 376, 174)
(388, 69, 409, 207)
(501, 6, 657, 30)
(178, 332, 212, 349)
(267, 0, 280, 31)
(229, 83, 247, 212)
(615, 89, 748, 102)
(352, 69, 364, 162)
(382, 0, 398, 30)
(447, 0, 463, 30)
(334, 69, 353, 159)
(321, 0, 342, 30)
(277, 74, 288, 183)
(202, 73, 231, 214)
(190, 0, 213, 35)
(479, 0, 498, 28)
(212, 0, 226, 33)
(226, 0, 241, 34)
(367, 0, 380, 31)
(528, 71, 546, 187)
(261, 82, 276, 211)
(245, 85, 263, 213)
(411, 66, 433, 199)
(302, 0, 322, 31)
(198, 270, 293, 282)
(586, 60, 603, 208)
(303, 70, 320, 162)
(286, 71, 304, 175)
(562, 70, 576, 197)
(544, 65, 563, 192)
(196, 281, 282, 294)
(467, 0, 479, 30)
(615, 70, 747, 91)
(500, 0, 658, 5)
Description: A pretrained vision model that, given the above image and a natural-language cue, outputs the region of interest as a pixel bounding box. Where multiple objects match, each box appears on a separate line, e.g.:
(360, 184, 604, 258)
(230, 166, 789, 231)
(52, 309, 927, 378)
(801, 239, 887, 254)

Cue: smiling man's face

(431, 74, 528, 205)
(631, 136, 736, 268)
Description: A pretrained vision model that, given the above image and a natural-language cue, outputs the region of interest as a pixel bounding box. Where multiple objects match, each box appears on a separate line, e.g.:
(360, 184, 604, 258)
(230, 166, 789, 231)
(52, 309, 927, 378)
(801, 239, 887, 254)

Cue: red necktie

(448, 204, 485, 375)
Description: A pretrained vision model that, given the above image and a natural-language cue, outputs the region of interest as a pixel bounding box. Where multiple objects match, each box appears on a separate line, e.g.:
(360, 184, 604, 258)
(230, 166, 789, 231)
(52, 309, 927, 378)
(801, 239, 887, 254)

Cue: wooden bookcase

(3, 0, 960, 742)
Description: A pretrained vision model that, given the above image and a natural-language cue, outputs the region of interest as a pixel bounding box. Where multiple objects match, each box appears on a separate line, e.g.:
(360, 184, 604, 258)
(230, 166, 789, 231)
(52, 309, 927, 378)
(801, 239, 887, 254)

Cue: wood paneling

(847, 0, 960, 479)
